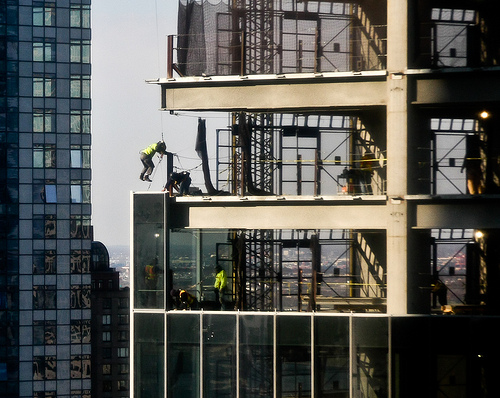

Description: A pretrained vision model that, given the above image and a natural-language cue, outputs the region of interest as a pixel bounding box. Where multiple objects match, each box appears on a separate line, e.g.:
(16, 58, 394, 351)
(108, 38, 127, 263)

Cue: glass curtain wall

(133, 194, 165, 310)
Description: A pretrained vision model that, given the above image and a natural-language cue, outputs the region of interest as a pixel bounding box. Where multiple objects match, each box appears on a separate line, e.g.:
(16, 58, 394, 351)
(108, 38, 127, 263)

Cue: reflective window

(118, 348, 129, 358)
(102, 364, 111, 375)
(70, 75, 91, 98)
(102, 315, 111, 325)
(134, 313, 164, 398)
(168, 229, 231, 310)
(315, 316, 349, 397)
(71, 355, 91, 379)
(33, 180, 57, 204)
(33, 250, 56, 274)
(70, 40, 90, 63)
(203, 314, 236, 398)
(71, 184, 82, 203)
(70, 110, 91, 134)
(33, 320, 57, 345)
(33, 144, 56, 168)
(71, 320, 91, 344)
(70, 4, 90, 28)
(168, 314, 200, 398)
(33, 40, 56, 62)
(70, 249, 91, 274)
(277, 316, 311, 397)
(71, 285, 91, 309)
(33, 2, 55, 27)
(33, 110, 55, 133)
(33, 75, 56, 97)
(33, 285, 56, 309)
(70, 146, 91, 168)
(133, 194, 164, 309)
(102, 331, 111, 342)
(239, 315, 273, 397)
(70, 215, 91, 239)
(352, 317, 388, 397)
(33, 356, 56, 380)
(118, 380, 129, 391)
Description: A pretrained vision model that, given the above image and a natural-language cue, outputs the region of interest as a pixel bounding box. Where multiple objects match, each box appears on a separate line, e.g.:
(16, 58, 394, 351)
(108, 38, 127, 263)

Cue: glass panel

(71, 185, 82, 203)
(277, 316, 311, 397)
(352, 317, 388, 398)
(133, 194, 164, 309)
(45, 185, 57, 203)
(169, 229, 231, 310)
(82, 111, 90, 133)
(71, 149, 82, 168)
(315, 316, 349, 397)
(82, 148, 91, 168)
(134, 313, 164, 398)
(239, 315, 273, 397)
(71, 111, 81, 133)
(70, 41, 81, 63)
(391, 317, 432, 397)
(167, 314, 200, 398)
(203, 314, 236, 398)
(71, 78, 80, 98)
(33, 42, 43, 61)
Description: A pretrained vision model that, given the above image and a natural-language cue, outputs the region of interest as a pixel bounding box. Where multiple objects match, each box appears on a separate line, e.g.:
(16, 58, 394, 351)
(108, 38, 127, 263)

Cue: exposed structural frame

(153, 0, 500, 317)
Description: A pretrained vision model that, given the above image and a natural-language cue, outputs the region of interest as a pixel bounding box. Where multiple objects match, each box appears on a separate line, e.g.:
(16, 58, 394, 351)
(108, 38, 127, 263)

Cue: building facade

(91, 241, 130, 398)
(0, 1, 92, 397)
(132, 1, 500, 397)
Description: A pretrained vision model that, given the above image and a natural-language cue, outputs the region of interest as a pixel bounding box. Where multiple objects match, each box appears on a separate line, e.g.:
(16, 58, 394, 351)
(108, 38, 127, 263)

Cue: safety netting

(177, 0, 387, 76)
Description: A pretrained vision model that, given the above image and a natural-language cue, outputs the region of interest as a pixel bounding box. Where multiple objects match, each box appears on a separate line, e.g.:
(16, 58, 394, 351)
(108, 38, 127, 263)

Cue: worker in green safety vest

(214, 265, 227, 310)
(139, 141, 167, 182)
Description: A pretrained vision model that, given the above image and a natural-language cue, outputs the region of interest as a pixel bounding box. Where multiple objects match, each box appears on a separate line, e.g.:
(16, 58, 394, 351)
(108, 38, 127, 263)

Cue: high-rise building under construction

(132, 1, 500, 397)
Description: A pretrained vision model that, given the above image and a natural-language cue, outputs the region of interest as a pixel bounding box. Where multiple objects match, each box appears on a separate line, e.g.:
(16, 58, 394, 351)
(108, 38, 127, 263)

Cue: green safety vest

(214, 270, 227, 290)
(142, 143, 159, 157)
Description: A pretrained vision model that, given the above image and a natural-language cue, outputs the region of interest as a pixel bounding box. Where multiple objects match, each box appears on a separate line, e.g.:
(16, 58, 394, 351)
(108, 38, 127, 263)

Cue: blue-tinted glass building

(0, 1, 92, 397)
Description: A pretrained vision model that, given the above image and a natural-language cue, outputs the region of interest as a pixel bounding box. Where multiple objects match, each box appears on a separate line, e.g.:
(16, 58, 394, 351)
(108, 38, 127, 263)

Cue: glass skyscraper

(1, 2, 92, 397)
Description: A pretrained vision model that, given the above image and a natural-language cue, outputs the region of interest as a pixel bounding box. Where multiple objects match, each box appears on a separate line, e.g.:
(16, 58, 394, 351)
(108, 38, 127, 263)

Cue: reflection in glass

(277, 316, 311, 397)
(315, 316, 349, 397)
(240, 315, 273, 397)
(168, 314, 200, 398)
(203, 314, 236, 398)
(352, 317, 388, 398)
(134, 194, 164, 309)
(134, 313, 164, 398)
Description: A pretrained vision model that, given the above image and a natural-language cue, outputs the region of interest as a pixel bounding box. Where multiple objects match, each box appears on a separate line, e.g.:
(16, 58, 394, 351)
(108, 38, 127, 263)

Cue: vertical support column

(386, 0, 410, 315)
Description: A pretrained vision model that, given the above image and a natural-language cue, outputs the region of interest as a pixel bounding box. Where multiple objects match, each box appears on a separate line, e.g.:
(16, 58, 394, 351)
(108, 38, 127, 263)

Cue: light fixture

(480, 111, 490, 119)
(475, 230, 484, 239)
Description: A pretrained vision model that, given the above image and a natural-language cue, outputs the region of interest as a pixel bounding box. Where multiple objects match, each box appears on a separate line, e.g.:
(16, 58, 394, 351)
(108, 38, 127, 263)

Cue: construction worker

(214, 265, 227, 310)
(144, 258, 161, 307)
(139, 141, 167, 182)
(170, 288, 198, 310)
(163, 171, 191, 196)
(360, 153, 375, 194)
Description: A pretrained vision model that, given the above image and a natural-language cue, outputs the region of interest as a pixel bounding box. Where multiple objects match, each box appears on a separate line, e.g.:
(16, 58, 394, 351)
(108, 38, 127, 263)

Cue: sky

(91, 1, 226, 247)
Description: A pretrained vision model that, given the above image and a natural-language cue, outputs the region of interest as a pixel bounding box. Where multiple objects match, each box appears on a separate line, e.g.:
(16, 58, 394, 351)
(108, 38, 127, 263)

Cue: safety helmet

(157, 141, 166, 152)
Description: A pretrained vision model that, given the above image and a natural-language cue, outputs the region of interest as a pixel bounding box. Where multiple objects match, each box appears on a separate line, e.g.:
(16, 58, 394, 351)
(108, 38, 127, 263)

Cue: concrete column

(386, 0, 410, 315)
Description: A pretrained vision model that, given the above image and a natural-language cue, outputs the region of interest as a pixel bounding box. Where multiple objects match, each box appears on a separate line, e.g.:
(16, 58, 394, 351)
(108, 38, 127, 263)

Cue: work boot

(144, 175, 152, 182)
(139, 174, 145, 181)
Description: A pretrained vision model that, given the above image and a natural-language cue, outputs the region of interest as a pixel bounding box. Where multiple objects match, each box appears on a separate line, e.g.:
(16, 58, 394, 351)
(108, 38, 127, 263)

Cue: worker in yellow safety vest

(214, 265, 227, 310)
(171, 288, 198, 310)
(139, 141, 167, 182)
